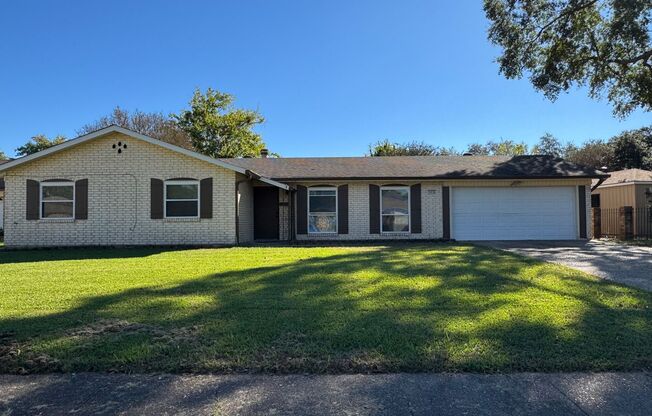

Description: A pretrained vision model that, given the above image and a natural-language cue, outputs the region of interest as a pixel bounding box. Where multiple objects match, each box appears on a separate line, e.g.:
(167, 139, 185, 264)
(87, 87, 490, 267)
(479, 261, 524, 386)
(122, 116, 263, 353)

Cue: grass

(0, 243, 650, 374)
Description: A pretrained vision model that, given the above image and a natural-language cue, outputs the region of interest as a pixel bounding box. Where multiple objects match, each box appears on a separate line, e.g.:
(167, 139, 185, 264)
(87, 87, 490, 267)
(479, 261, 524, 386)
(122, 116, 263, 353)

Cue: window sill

(308, 232, 338, 236)
(381, 232, 411, 236)
(39, 218, 75, 223)
(164, 217, 201, 223)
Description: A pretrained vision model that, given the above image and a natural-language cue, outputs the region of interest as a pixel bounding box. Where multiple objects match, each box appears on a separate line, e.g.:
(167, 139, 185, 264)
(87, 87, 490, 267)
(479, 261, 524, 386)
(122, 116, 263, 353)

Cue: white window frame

(164, 180, 200, 219)
(40, 181, 75, 220)
(380, 186, 410, 233)
(308, 187, 338, 234)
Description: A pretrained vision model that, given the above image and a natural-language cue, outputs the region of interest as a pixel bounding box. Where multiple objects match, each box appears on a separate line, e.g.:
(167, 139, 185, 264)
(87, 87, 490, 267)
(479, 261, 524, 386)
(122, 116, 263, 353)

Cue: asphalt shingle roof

(221, 155, 608, 181)
(599, 168, 652, 186)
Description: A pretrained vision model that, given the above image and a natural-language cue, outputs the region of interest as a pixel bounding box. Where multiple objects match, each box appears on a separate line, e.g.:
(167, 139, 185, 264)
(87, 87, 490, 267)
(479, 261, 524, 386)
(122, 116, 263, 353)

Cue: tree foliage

(368, 139, 458, 156)
(0, 151, 8, 161)
(532, 133, 564, 157)
(172, 88, 267, 158)
(465, 140, 529, 156)
(78, 106, 192, 149)
(564, 139, 614, 169)
(484, 0, 652, 117)
(610, 126, 652, 169)
(15, 134, 66, 157)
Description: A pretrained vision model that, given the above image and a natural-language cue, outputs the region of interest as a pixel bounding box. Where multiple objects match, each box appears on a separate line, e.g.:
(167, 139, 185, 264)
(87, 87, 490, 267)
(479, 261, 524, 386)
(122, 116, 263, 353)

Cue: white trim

(380, 186, 410, 233)
(40, 181, 75, 220)
(164, 180, 200, 219)
(0, 125, 289, 190)
(308, 187, 338, 234)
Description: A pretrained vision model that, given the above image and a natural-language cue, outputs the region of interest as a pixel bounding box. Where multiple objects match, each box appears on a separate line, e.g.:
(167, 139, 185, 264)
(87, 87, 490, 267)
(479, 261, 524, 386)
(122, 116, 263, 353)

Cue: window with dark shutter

(338, 185, 348, 234)
(26, 179, 40, 220)
(410, 184, 421, 233)
(150, 178, 164, 219)
(442, 186, 450, 239)
(200, 178, 213, 219)
(296, 185, 308, 234)
(369, 184, 380, 234)
(75, 179, 88, 220)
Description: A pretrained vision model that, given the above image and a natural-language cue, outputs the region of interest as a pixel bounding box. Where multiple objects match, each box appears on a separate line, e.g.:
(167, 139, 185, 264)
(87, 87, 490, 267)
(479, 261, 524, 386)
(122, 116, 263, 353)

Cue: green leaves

(484, 0, 652, 117)
(15, 134, 66, 157)
(172, 88, 267, 158)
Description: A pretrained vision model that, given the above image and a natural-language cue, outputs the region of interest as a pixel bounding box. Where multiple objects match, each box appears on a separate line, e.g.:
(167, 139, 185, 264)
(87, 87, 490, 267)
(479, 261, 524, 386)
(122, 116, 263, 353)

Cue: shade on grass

(0, 243, 650, 373)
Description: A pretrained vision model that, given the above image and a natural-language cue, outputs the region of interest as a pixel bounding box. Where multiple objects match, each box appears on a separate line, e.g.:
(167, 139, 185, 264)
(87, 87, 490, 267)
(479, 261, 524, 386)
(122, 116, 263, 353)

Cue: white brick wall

(4, 132, 237, 247)
(295, 182, 444, 240)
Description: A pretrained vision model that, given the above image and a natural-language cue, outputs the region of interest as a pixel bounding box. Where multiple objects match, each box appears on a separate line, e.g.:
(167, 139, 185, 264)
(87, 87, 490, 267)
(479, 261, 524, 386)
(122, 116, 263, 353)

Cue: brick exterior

(294, 181, 443, 240)
(2, 133, 594, 246)
(3, 132, 237, 247)
(291, 179, 593, 241)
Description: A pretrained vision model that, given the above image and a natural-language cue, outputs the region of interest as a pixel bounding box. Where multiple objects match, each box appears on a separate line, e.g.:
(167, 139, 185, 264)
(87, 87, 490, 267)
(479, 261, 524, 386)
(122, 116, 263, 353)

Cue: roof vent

(462, 152, 473, 156)
(260, 148, 269, 158)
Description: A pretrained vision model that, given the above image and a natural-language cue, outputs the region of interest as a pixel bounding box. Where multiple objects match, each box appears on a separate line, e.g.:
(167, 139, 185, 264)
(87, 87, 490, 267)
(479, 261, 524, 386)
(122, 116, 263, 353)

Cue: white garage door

(451, 187, 578, 240)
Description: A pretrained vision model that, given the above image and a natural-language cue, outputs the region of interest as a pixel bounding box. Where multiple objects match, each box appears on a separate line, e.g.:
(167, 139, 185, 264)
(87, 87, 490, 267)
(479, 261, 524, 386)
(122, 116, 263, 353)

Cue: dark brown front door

(254, 187, 279, 240)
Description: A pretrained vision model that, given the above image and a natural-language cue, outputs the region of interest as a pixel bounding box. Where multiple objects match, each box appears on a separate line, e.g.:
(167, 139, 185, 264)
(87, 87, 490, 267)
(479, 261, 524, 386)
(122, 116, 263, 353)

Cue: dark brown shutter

(200, 178, 213, 219)
(338, 185, 348, 234)
(26, 179, 40, 220)
(442, 186, 451, 240)
(410, 184, 422, 233)
(578, 185, 587, 239)
(150, 178, 164, 219)
(369, 184, 380, 234)
(75, 179, 88, 220)
(296, 185, 308, 234)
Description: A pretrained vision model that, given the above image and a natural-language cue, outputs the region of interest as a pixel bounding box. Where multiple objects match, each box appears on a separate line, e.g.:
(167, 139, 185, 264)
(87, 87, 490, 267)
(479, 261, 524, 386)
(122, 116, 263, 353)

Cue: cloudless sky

(1, 0, 650, 158)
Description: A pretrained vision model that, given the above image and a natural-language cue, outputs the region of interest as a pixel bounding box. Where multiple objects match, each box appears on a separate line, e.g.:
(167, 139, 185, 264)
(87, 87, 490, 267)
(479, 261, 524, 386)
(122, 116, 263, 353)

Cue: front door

(254, 187, 279, 240)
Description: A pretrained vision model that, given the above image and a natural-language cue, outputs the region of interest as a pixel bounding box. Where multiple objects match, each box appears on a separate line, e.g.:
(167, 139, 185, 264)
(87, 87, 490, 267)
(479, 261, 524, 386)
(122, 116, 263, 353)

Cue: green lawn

(0, 243, 650, 374)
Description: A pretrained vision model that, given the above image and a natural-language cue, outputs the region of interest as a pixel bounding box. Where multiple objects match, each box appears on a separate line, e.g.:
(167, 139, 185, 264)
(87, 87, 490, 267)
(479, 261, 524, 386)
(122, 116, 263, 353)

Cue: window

(165, 180, 199, 218)
(308, 187, 337, 233)
(381, 186, 410, 232)
(41, 182, 74, 219)
(591, 194, 601, 208)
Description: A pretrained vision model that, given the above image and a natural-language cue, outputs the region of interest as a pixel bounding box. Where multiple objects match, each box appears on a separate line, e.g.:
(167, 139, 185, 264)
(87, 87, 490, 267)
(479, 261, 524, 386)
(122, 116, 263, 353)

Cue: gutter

(591, 177, 608, 192)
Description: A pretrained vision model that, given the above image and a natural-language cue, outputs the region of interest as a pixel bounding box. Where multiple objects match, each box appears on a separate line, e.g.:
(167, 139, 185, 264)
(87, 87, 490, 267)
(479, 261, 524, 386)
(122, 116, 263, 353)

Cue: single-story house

(0, 125, 607, 248)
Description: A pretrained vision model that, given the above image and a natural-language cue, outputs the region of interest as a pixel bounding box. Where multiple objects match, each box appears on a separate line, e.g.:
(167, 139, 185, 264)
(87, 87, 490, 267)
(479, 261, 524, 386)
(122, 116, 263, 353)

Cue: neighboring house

(592, 168, 652, 237)
(0, 125, 607, 248)
(591, 169, 652, 210)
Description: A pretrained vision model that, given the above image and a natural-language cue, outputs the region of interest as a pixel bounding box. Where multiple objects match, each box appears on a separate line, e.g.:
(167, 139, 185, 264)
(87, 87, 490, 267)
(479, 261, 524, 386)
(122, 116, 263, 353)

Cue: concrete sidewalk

(1, 372, 651, 415)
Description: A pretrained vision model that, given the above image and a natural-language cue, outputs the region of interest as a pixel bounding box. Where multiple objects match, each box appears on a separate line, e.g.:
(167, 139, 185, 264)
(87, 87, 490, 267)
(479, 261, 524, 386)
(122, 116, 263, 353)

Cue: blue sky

(1, 0, 649, 158)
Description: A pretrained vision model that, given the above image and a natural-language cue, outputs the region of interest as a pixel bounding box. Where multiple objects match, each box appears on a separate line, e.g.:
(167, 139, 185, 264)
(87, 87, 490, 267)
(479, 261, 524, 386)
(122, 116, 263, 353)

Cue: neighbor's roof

(0, 126, 288, 190)
(221, 155, 608, 181)
(597, 168, 652, 187)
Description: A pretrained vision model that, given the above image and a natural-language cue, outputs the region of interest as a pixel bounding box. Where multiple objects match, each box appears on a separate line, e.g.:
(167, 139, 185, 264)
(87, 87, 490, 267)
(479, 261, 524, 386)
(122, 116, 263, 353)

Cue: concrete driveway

(479, 240, 652, 292)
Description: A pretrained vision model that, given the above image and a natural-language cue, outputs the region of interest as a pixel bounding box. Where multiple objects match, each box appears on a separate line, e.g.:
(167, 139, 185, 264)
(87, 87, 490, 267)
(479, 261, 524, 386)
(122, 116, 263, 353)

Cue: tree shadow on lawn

(1, 244, 650, 374)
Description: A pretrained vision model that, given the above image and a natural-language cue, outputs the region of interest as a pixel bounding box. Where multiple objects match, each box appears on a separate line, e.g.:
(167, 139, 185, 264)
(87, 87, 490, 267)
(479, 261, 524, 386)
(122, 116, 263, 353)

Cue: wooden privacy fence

(593, 207, 652, 240)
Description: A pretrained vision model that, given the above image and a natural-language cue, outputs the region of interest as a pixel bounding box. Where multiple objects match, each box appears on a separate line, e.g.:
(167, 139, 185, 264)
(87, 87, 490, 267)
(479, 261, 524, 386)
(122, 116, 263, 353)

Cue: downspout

(591, 177, 607, 192)
(288, 188, 295, 241)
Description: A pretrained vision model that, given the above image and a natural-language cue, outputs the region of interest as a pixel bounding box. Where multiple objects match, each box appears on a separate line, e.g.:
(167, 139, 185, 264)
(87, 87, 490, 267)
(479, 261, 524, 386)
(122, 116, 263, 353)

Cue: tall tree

(0, 150, 8, 160)
(564, 139, 614, 169)
(15, 135, 66, 157)
(532, 133, 564, 157)
(368, 139, 458, 156)
(172, 88, 267, 158)
(609, 126, 652, 170)
(484, 0, 652, 117)
(465, 140, 528, 156)
(78, 106, 191, 149)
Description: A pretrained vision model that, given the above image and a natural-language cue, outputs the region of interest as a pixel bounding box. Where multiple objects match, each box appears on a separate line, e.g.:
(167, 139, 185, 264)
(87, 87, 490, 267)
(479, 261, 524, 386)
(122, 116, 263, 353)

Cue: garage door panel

(452, 187, 577, 240)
